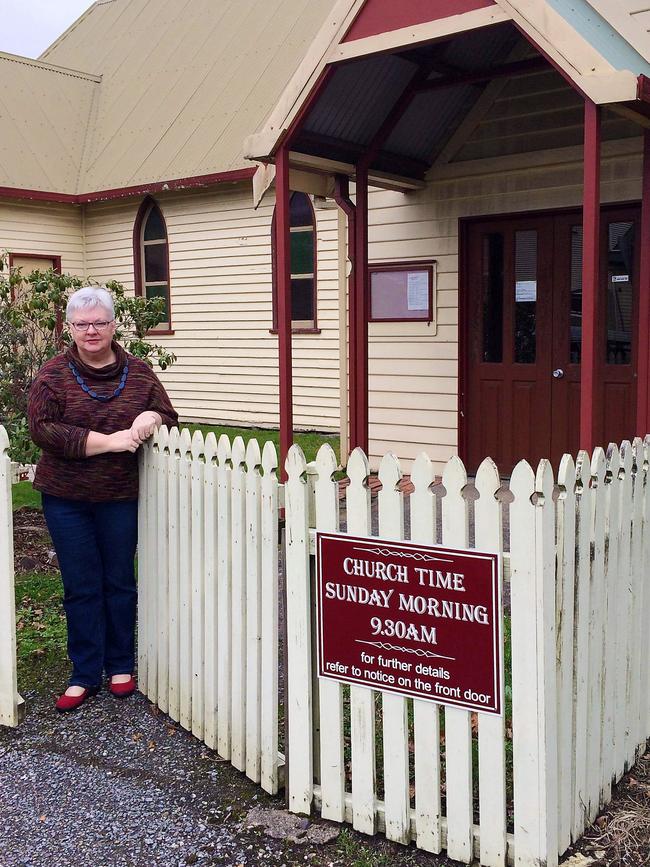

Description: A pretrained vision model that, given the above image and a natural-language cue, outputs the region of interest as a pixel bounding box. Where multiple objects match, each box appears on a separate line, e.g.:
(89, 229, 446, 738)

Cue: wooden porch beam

(275, 146, 294, 477)
(294, 130, 429, 178)
(415, 56, 548, 93)
(360, 61, 437, 171)
(580, 100, 601, 452)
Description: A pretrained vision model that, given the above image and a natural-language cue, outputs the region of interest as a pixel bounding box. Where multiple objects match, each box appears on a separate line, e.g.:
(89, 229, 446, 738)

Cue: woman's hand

(107, 429, 140, 453)
(130, 411, 162, 445)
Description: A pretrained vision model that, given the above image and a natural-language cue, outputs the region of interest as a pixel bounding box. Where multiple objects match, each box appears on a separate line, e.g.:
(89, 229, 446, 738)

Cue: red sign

(316, 532, 502, 715)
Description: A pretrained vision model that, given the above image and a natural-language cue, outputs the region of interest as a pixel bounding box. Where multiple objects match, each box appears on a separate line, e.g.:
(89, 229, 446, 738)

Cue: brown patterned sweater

(28, 341, 178, 501)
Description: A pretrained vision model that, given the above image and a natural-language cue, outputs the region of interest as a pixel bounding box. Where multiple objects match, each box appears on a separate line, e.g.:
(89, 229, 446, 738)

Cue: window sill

(269, 327, 322, 335)
(146, 328, 175, 336)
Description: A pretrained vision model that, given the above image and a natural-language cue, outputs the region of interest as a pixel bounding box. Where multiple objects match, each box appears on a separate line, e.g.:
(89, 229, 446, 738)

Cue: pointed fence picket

(156, 427, 170, 716)
(345, 448, 377, 836)
(377, 453, 410, 846)
(441, 456, 474, 864)
(260, 441, 280, 794)
(133, 431, 650, 867)
(284, 444, 313, 814)
(203, 432, 218, 751)
(474, 458, 506, 867)
(216, 434, 233, 758)
(313, 443, 346, 821)
(0, 426, 23, 727)
(410, 452, 442, 855)
(167, 426, 181, 723)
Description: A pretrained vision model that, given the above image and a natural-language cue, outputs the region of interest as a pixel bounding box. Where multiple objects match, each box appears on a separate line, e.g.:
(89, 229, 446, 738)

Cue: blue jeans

(42, 494, 138, 688)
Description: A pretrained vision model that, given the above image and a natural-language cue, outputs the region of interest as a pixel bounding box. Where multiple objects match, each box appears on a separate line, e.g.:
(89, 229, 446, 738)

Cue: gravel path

(0, 686, 322, 867)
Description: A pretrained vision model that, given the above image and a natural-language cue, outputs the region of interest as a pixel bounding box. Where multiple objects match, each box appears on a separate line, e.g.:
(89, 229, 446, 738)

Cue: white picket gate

(0, 426, 24, 728)
(137, 427, 281, 793)
(137, 428, 649, 867)
(283, 440, 650, 867)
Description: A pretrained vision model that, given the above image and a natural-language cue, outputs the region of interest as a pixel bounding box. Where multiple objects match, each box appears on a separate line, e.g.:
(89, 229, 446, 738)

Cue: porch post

(276, 145, 294, 473)
(353, 164, 369, 453)
(580, 100, 601, 452)
(636, 131, 650, 436)
(334, 175, 357, 453)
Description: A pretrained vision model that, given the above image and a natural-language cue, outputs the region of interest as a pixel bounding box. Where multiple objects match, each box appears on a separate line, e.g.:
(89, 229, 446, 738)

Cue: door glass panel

(481, 233, 503, 363)
(606, 221, 634, 365)
(570, 225, 583, 364)
(514, 230, 537, 364)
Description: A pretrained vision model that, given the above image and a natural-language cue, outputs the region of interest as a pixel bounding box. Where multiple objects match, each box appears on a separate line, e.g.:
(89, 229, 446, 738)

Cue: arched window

(133, 197, 171, 332)
(272, 192, 317, 331)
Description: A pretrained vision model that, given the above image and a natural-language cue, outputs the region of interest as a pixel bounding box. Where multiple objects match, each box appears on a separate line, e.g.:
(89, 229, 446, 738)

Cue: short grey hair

(66, 286, 115, 321)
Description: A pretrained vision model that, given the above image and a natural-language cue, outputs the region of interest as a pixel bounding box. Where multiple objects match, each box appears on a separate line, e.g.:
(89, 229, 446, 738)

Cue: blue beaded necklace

(68, 359, 129, 402)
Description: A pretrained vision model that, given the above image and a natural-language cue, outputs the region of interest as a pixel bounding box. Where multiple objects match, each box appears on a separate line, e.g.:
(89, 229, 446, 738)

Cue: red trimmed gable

(343, 0, 496, 42)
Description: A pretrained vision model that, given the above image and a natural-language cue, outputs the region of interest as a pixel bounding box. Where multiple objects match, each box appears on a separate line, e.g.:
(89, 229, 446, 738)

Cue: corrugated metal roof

(302, 54, 416, 146)
(293, 22, 526, 175)
(0, 52, 98, 193)
(40, 0, 337, 193)
(2, 0, 336, 194)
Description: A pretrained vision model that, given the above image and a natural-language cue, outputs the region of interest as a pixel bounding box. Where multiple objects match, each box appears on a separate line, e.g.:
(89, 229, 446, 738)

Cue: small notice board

(316, 532, 502, 715)
(369, 261, 436, 323)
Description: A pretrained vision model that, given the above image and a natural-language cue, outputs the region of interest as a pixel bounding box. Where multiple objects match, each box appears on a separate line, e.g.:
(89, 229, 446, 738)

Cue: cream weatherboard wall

(0, 199, 84, 276)
(83, 183, 341, 432)
(366, 137, 644, 470)
(1, 139, 645, 471)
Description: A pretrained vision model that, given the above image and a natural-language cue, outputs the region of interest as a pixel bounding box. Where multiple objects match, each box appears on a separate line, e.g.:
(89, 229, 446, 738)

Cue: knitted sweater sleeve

(28, 376, 89, 460)
(146, 370, 179, 430)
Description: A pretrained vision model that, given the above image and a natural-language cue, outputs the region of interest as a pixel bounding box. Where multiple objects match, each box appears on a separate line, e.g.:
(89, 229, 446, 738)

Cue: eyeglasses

(68, 319, 115, 333)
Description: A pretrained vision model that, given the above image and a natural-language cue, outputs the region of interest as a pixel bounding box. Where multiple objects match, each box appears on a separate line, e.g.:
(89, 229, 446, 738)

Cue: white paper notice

(407, 272, 429, 311)
(515, 280, 537, 302)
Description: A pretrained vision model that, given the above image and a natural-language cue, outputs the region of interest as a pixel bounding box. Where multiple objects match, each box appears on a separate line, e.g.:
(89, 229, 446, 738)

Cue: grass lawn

(12, 480, 41, 511)
(184, 423, 340, 465)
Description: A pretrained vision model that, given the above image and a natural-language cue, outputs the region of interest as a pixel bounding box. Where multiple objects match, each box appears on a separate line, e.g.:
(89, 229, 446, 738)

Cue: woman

(28, 286, 178, 711)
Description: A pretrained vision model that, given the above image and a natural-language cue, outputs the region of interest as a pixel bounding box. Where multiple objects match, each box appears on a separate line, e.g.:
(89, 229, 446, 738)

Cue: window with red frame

(134, 198, 171, 331)
(272, 192, 317, 331)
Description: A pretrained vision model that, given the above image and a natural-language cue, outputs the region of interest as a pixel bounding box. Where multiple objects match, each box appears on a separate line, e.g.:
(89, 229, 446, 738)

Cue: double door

(463, 207, 639, 472)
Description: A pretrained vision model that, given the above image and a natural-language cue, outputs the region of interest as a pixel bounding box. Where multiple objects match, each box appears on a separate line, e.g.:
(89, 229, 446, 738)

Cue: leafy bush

(0, 255, 176, 463)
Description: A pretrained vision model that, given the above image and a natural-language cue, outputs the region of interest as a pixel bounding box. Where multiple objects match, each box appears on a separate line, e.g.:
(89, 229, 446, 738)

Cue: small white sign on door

(515, 280, 537, 302)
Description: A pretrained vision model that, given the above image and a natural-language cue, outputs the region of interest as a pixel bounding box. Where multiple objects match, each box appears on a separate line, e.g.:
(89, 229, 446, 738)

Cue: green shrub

(0, 255, 176, 463)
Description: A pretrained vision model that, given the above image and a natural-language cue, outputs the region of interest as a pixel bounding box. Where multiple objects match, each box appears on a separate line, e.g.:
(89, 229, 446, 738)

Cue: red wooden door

(463, 207, 640, 473)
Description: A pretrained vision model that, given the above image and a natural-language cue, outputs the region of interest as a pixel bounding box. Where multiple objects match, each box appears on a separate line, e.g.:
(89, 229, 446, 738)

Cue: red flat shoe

(109, 675, 136, 698)
(55, 685, 100, 712)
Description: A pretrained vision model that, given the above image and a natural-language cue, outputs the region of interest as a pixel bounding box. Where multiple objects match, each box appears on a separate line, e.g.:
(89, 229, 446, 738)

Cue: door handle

(552, 368, 564, 379)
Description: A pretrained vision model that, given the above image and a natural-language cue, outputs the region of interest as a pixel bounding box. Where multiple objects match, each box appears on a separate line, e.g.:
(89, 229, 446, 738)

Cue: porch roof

(244, 0, 650, 180)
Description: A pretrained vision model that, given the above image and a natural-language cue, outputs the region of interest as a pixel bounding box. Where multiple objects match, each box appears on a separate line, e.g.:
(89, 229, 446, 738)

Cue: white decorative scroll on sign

(515, 280, 537, 302)
(407, 272, 429, 311)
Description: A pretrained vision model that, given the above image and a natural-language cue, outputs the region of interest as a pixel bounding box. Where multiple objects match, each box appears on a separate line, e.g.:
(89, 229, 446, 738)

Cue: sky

(0, 0, 95, 59)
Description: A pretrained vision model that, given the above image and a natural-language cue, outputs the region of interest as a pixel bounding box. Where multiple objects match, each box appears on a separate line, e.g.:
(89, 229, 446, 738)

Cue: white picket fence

(0, 426, 23, 728)
(137, 427, 281, 792)
(283, 440, 650, 867)
(136, 427, 650, 867)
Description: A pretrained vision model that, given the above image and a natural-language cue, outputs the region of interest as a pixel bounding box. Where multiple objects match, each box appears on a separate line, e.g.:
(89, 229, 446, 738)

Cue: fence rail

(138, 429, 650, 866)
(0, 426, 24, 728)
